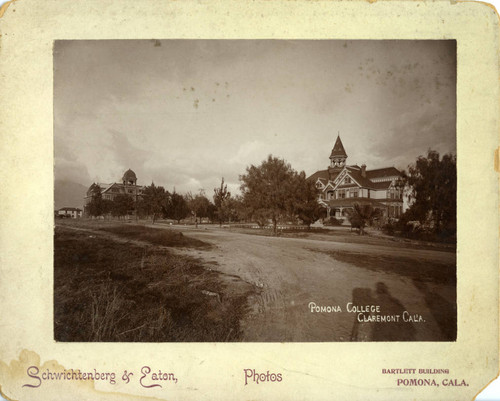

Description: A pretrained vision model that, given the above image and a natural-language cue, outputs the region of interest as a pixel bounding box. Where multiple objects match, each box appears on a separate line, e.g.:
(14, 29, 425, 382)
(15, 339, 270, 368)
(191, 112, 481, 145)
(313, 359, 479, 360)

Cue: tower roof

(330, 135, 347, 158)
(122, 169, 137, 181)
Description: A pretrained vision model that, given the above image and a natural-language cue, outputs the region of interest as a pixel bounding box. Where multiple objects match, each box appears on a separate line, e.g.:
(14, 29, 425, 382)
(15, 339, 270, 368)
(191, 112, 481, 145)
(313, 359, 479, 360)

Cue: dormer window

(344, 177, 351, 184)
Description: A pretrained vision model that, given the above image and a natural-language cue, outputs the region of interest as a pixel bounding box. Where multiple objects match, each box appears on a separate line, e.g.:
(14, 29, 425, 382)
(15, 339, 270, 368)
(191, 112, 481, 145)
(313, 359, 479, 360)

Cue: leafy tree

(111, 194, 134, 218)
(226, 195, 247, 223)
(213, 178, 231, 227)
(135, 197, 149, 219)
(87, 183, 103, 217)
(240, 155, 302, 234)
(186, 190, 212, 227)
(167, 191, 190, 223)
(206, 202, 217, 223)
(102, 199, 114, 218)
(404, 149, 456, 235)
(251, 208, 271, 228)
(347, 203, 382, 235)
(141, 183, 170, 223)
(288, 171, 322, 228)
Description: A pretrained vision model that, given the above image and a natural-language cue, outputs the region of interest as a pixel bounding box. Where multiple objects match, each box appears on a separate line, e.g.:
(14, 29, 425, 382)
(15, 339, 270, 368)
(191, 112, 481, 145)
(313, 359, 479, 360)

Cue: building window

(338, 189, 346, 199)
(349, 189, 359, 198)
(344, 177, 351, 184)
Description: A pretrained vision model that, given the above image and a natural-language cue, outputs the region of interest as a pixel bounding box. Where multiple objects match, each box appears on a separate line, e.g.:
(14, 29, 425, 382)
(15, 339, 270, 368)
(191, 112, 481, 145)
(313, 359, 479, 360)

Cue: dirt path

(147, 225, 456, 342)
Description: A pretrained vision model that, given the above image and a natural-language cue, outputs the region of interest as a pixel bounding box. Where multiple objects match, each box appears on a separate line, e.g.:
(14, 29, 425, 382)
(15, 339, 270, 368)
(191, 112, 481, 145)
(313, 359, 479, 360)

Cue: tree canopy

(166, 191, 190, 223)
(187, 190, 212, 226)
(111, 194, 135, 218)
(288, 171, 322, 228)
(213, 178, 231, 227)
(140, 183, 170, 223)
(87, 183, 103, 217)
(404, 149, 456, 235)
(240, 155, 319, 233)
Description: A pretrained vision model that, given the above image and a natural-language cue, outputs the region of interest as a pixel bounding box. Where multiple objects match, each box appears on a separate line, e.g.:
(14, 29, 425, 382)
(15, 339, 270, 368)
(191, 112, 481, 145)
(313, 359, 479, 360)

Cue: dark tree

(240, 155, 301, 234)
(186, 190, 212, 227)
(111, 194, 134, 218)
(206, 202, 217, 223)
(226, 195, 247, 223)
(167, 191, 190, 223)
(101, 199, 113, 218)
(289, 171, 322, 228)
(141, 183, 170, 223)
(404, 149, 456, 235)
(87, 183, 103, 217)
(213, 178, 231, 227)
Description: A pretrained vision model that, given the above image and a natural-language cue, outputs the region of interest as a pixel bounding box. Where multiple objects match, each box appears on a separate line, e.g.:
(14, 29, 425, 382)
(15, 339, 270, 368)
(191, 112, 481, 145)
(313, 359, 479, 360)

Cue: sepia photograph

(53, 39, 457, 343)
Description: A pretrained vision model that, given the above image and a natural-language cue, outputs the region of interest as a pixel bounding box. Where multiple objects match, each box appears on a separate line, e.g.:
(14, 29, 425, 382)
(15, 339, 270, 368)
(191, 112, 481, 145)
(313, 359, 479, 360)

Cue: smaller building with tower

(83, 169, 143, 216)
(308, 135, 404, 224)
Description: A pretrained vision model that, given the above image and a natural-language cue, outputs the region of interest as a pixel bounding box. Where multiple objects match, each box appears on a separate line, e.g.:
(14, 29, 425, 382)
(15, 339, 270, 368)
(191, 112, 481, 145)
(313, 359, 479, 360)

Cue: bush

(324, 217, 343, 226)
(383, 221, 395, 235)
(383, 218, 456, 244)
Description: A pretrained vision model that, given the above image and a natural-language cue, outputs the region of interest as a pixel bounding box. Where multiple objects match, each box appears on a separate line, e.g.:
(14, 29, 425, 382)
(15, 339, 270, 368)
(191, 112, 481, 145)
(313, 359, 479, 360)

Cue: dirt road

(152, 225, 456, 342)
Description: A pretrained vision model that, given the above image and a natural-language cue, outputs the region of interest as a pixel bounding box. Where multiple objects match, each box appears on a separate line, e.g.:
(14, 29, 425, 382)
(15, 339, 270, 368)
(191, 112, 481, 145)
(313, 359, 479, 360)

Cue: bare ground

(148, 223, 456, 342)
(55, 220, 456, 342)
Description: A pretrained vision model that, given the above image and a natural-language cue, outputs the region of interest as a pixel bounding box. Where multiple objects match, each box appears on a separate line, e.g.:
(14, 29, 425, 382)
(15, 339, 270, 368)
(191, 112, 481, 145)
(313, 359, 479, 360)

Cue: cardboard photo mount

(0, 1, 498, 400)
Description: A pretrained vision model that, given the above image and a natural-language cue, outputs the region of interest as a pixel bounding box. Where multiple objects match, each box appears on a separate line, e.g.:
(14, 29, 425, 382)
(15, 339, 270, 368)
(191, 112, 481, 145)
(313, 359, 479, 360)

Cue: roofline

(366, 166, 401, 173)
(331, 168, 377, 191)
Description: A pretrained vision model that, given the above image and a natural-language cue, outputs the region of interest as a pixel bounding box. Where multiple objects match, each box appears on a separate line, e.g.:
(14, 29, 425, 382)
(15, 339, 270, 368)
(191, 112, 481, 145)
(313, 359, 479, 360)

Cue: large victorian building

(84, 169, 143, 215)
(308, 136, 404, 223)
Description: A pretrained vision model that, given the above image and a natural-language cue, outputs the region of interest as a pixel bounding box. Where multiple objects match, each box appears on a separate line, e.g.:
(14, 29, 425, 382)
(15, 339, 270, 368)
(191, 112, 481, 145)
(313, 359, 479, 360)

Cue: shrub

(324, 217, 342, 226)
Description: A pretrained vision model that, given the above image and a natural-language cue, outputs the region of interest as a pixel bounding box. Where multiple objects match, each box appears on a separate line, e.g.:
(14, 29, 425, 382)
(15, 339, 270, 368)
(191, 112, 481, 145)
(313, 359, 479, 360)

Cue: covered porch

(324, 198, 388, 224)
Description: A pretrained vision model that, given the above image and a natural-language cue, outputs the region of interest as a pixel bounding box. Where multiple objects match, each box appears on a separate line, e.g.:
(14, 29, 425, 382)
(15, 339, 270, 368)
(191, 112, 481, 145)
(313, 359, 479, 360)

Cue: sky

(54, 40, 456, 195)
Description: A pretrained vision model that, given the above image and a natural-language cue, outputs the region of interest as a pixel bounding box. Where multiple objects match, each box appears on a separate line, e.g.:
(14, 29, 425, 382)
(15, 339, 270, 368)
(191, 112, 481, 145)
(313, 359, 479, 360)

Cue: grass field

(98, 224, 211, 249)
(54, 225, 254, 342)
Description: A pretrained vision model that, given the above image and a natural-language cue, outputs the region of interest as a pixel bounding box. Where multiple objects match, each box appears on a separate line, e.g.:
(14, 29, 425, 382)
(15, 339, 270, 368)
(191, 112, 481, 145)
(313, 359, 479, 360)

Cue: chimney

(361, 164, 366, 178)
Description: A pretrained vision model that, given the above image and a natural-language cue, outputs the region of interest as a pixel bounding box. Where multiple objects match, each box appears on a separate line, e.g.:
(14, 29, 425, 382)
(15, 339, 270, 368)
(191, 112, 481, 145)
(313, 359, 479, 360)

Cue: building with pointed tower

(83, 169, 144, 216)
(308, 135, 404, 224)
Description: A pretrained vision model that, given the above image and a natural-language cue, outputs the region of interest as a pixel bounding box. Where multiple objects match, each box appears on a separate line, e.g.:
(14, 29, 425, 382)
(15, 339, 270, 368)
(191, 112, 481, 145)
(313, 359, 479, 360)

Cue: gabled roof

(365, 167, 400, 179)
(329, 166, 374, 189)
(345, 168, 377, 189)
(101, 182, 144, 193)
(328, 170, 342, 182)
(329, 169, 356, 191)
(100, 183, 115, 193)
(323, 181, 336, 191)
(307, 169, 329, 182)
(330, 135, 347, 158)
